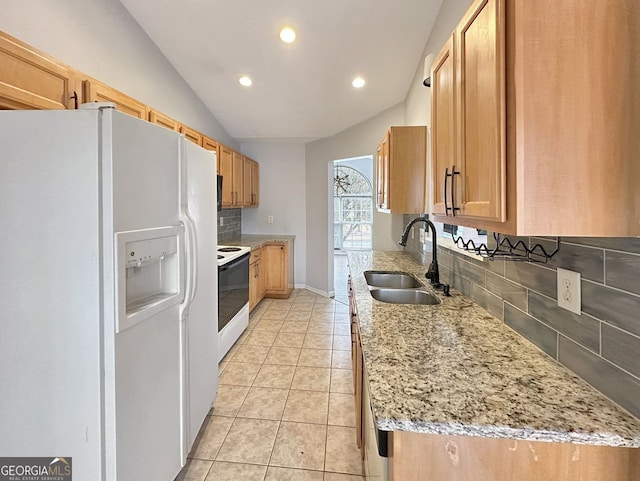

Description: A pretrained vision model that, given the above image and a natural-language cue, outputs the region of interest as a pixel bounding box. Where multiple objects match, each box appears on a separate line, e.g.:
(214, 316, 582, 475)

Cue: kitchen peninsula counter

(347, 250, 640, 448)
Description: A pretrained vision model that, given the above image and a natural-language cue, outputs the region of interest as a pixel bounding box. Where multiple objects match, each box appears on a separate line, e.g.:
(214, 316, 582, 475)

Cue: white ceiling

(119, 0, 443, 142)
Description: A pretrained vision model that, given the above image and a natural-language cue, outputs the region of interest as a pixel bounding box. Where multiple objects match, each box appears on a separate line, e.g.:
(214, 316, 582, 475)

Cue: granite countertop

(348, 250, 640, 448)
(224, 234, 295, 250)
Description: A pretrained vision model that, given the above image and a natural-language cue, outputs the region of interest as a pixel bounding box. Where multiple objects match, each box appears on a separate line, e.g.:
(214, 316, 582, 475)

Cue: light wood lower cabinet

(249, 241, 294, 311)
(249, 248, 265, 311)
(263, 242, 293, 298)
(350, 290, 638, 481)
(0, 31, 80, 110)
(392, 431, 639, 481)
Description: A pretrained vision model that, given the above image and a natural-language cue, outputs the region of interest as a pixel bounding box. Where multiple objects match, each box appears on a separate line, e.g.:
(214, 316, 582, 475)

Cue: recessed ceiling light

(279, 26, 296, 44)
(238, 76, 252, 87)
(352, 77, 366, 89)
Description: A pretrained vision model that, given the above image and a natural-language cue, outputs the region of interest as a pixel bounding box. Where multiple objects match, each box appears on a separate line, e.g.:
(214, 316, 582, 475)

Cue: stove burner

(218, 247, 241, 252)
(217, 255, 224, 259)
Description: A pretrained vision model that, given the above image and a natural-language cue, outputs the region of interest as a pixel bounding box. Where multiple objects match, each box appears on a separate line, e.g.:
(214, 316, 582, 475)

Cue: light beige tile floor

(177, 287, 364, 481)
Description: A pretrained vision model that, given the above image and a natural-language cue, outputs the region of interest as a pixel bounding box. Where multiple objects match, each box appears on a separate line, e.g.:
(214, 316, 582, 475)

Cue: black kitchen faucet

(399, 216, 451, 296)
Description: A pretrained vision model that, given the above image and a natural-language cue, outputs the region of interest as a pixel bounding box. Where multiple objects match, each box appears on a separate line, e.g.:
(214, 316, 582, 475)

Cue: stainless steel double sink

(363, 271, 440, 305)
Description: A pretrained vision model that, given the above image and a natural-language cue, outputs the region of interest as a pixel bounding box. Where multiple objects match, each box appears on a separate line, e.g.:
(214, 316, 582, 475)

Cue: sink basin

(364, 271, 423, 289)
(370, 288, 440, 305)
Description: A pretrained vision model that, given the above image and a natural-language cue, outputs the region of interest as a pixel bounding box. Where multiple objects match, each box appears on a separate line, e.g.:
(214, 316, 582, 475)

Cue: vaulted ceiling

(119, 0, 443, 141)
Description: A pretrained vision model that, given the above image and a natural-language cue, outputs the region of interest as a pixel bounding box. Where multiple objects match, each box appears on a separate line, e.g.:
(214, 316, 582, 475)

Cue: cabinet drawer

(250, 247, 261, 264)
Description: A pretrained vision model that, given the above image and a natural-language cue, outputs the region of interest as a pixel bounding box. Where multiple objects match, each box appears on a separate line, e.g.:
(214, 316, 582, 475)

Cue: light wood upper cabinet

(242, 156, 259, 207)
(0, 31, 80, 110)
(375, 134, 390, 210)
(431, 0, 505, 222)
(376, 126, 426, 214)
(179, 124, 202, 145)
(149, 109, 178, 131)
(83, 78, 147, 119)
(219, 144, 234, 207)
(219, 145, 243, 207)
(430, 0, 640, 236)
(232, 151, 244, 207)
(430, 35, 456, 217)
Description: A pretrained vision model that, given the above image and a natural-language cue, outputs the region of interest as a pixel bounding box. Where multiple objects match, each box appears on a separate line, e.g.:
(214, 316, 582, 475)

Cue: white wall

(240, 142, 307, 286)
(1, 0, 237, 148)
(305, 103, 406, 294)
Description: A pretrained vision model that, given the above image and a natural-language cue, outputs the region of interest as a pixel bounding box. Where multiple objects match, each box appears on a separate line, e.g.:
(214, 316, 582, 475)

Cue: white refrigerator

(0, 104, 218, 481)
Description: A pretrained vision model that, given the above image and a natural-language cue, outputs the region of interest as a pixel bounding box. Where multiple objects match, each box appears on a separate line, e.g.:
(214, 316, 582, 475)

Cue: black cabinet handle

(451, 165, 461, 216)
(444, 167, 450, 215)
(70, 91, 79, 109)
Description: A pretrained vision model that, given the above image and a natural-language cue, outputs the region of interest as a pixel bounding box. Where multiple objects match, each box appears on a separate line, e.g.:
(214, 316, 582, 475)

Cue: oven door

(218, 252, 250, 332)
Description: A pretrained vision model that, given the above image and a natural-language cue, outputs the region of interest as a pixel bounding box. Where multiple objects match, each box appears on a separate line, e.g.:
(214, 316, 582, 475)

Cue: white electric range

(216, 245, 251, 361)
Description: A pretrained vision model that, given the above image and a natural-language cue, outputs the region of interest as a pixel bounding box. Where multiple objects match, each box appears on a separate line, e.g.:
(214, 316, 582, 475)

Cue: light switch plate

(557, 268, 581, 315)
(219, 217, 224, 226)
(267, 215, 274, 224)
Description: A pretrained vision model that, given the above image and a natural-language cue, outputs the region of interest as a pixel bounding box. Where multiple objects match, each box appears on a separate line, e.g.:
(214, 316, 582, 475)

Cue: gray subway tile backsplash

(217, 207, 242, 244)
(401, 224, 640, 419)
(605, 250, 640, 296)
(504, 303, 558, 358)
(531, 238, 604, 283)
(601, 324, 640, 379)
(485, 271, 527, 311)
(527, 291, 601, 354)
(581, 280, 640, 337)
(558, 336, 640, 419)
(505, 261, 557, 300)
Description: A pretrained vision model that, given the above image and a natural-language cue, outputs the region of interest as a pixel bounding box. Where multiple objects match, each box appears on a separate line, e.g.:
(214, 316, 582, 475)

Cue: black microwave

(217, 175, 223, 211)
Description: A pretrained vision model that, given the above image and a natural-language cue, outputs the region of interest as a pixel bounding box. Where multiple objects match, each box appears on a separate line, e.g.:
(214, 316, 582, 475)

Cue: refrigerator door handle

(179, 219, 193, 317)
(185, 213, 198, 304)
(179, 210, 198, 318)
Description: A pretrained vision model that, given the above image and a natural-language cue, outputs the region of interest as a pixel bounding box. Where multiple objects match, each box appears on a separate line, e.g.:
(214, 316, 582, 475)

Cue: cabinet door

(249, 260, 258, 311)
(430, 35, 456, 216)
(354, 329, 364, 451)
(84, 78, 147, 119)
(219, 145, 234, 207)
(455, 0, 506, 221)
(251, 160, 260, 207)
(180, 125, 202, 146)
(0, 31, 77, 110)
(379, 134, 390, 210)
(264, 243, 286, 294)
(242, 156, 253, 206)
(149, 109, 178, 131)
(375, 144, 384, 208)
(232, 151, 244, 207)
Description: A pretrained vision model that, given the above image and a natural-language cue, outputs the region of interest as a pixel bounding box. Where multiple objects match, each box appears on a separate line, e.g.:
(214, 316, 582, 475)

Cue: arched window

(333, 165, 373, 250)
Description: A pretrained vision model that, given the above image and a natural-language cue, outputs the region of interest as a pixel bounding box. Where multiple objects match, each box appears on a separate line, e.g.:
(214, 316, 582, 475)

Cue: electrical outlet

(219, 217, 224, 226)
(267, 215, 274, 224)
(419, 228, 425, 243)
(557, 268, 581, 315)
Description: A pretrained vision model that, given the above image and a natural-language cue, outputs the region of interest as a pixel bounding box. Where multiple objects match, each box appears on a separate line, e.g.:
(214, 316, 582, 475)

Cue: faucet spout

(399, 216, 450, 295)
